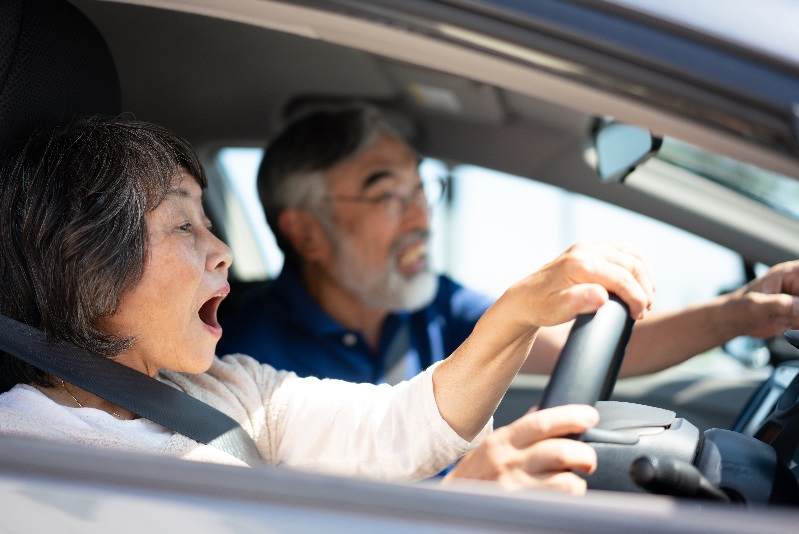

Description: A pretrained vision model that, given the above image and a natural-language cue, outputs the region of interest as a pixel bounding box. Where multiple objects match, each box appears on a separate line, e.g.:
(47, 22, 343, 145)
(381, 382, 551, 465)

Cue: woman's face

(104, 171, 232, 376)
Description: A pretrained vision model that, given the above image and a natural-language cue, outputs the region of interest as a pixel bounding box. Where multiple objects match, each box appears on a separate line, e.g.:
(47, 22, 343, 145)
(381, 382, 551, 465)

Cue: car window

(216, 148, 283, 278)
(215, 146, 746, 307)
(657, 138, 799, 220)
(214, 147, 763, 371)
(442, 164, 745, 307)
(599, 0, 799, 65)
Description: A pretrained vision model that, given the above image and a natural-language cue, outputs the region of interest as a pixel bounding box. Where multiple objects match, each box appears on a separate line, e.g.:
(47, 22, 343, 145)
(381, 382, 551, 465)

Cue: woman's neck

(35, 378, 139, 420)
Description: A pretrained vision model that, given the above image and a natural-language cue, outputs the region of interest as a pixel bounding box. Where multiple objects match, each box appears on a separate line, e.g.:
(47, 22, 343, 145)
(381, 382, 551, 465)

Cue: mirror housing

(592, 119, 662, 182)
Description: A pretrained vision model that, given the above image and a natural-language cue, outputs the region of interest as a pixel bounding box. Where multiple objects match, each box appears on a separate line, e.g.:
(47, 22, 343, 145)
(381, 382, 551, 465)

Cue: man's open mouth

(398, 243, 427, 269)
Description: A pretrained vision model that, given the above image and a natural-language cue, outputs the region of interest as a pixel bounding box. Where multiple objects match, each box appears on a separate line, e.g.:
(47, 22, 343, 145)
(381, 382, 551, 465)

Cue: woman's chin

(176, 346, 217, 374)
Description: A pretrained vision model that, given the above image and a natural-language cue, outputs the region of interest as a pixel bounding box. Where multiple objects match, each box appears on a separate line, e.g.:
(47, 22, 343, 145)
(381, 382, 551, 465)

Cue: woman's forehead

(150, 172, 205, 218)
(168, 171, 203, 198)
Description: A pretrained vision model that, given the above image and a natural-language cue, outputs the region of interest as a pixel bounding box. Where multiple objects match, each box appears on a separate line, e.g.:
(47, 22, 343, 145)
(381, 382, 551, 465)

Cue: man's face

(321, 131, 438, 312)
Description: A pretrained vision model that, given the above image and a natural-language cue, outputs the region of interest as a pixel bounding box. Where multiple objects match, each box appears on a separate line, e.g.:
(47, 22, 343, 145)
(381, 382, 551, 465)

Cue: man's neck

(300, 264, 388, 351)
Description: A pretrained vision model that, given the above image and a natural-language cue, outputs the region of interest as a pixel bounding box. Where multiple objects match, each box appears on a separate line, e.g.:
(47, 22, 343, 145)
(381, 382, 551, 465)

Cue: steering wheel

(536, 295, 799, 503)
(538, 294, 634, 409)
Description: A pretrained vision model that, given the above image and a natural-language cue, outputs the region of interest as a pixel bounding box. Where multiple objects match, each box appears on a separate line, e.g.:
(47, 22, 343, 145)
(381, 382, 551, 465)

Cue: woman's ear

(278, 209, 330, 262)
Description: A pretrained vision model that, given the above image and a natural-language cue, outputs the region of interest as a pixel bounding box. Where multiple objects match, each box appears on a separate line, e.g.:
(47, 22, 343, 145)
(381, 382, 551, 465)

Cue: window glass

(658, 137, 799, 220)
(216, 146, 747, 310)
(217, 147, 283, 278)
(446, 165, 745, 310)
(215, 148, 758, 369)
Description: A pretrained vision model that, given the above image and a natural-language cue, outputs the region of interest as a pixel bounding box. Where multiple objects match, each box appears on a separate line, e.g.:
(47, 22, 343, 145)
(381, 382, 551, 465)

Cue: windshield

(598, 0, 799, 66)
(657, 137, 799, 220)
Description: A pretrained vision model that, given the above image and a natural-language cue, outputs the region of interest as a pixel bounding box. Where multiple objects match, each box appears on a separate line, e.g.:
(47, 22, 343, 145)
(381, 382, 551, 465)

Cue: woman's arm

(274, 363, 482, 481)
(443, 404, 599, 494)
(432, 242, 654, 440)
(273, 242, 653, 487)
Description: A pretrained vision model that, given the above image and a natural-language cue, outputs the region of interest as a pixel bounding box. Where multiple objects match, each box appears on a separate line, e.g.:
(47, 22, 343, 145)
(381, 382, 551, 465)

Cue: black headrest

(0, 0, 121, 155)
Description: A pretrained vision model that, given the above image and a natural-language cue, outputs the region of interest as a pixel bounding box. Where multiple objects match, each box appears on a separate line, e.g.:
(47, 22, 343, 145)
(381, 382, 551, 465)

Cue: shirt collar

(273, 265, 411, 343)
(272, 265, 348, 337)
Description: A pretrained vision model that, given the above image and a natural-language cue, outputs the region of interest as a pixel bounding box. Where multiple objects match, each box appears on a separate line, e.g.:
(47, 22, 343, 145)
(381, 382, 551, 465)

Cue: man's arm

(521, 259, 799, 377)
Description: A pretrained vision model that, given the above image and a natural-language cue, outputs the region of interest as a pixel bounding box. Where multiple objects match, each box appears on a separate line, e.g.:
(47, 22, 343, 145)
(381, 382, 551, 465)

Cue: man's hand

(442, 405, 599, 495)
(729, 260, 799, 339)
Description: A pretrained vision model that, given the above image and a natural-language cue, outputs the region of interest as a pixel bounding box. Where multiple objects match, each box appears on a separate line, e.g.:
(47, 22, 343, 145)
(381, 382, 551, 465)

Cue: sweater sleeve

(173, 355, 491, 481)
(269, 360, 491, 481)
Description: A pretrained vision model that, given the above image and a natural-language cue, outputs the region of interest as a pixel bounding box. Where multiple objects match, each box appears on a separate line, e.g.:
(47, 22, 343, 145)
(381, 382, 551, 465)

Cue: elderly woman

(0, 117, 653, 492)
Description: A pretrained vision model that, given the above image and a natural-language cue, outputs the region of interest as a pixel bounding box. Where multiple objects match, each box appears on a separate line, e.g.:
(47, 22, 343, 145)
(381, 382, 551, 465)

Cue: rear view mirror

(592, 119, 662, 182)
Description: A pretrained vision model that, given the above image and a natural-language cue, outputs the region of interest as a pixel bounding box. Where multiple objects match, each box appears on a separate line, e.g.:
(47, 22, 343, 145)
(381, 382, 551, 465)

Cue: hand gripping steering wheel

(535, 295, 711, 495)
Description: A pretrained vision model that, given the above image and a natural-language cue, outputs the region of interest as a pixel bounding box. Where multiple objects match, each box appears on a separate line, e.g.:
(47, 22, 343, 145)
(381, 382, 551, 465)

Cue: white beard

(333, 229, 438, 312)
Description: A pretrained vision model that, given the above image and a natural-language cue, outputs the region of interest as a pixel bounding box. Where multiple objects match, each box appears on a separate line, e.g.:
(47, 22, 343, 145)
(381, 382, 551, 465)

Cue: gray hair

(257, 103, 399, 267)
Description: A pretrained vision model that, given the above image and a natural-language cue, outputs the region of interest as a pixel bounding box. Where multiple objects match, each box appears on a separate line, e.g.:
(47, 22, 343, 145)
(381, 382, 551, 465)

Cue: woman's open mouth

(198, 290, 228, 336)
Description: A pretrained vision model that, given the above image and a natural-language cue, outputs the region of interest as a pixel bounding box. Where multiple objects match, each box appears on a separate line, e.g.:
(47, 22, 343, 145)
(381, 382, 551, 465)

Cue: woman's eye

(178, 223, 192, 232)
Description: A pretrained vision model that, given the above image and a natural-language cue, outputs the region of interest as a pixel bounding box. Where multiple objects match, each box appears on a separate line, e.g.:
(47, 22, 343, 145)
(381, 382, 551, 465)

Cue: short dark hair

(257, 103, 396, 267)
(0, 116, 207, 392)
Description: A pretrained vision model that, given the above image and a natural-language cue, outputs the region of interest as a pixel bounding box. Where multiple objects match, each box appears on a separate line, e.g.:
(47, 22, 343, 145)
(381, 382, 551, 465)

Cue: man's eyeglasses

(327, 177, 447, 217)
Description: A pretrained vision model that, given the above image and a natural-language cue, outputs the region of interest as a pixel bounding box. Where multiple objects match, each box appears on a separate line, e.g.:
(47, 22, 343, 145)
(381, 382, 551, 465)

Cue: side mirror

(592, 119, 662, 182)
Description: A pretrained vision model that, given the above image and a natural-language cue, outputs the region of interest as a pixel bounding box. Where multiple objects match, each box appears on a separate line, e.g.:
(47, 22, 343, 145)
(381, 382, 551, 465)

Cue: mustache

(390, 229, 430, 256)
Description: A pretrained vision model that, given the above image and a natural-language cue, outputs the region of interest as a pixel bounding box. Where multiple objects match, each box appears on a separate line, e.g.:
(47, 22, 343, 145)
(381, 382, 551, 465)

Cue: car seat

(0, 0, 121, 156)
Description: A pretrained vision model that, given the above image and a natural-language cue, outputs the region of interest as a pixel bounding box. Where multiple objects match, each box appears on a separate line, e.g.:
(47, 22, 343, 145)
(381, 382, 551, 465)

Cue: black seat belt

(0, 313, 261, 466)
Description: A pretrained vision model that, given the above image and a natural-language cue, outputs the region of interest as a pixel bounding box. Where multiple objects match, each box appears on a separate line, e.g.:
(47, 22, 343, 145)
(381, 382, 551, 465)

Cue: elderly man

(218, 103, 799, 384)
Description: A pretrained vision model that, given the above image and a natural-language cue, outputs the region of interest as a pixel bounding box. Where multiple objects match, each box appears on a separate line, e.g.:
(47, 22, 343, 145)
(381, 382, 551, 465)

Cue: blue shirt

(216, 266, 495, 384)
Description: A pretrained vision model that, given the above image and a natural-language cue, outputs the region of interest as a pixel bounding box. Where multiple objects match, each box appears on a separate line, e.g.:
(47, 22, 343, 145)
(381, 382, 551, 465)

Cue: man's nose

(400, 191, 430, 228)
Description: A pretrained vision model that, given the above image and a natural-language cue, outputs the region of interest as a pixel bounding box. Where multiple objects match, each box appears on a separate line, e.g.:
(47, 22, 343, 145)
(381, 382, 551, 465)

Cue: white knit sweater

(0, 354, 489, 481)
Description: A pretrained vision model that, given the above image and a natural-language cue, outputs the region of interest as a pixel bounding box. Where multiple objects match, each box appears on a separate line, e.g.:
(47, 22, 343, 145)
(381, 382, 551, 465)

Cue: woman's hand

(432, 242, 654, 441)
(498, 242, 655, 333)
(442, 405, 599, 495)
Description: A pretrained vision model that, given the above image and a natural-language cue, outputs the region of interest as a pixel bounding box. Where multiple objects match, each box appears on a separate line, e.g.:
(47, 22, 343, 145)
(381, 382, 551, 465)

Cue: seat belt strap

(0, 313, 260, 466)
(382, 321, 412, 385)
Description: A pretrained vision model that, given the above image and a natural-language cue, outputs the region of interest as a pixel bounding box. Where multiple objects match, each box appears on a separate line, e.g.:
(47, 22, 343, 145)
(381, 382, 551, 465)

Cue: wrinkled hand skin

(435, 242, 650, 484)
(504, 242, 655, 329)
(442, 405, 599, 495)
(730, 260, 799, 339)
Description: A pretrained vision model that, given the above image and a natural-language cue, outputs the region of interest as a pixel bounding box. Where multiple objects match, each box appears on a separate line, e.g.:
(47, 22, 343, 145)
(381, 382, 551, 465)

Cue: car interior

(62, 0, 797, 432)
(4, 0, 799, 526)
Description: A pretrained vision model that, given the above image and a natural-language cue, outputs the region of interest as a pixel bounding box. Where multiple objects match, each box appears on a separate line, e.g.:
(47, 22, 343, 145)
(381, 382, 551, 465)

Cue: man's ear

(278, 209, 330, 262)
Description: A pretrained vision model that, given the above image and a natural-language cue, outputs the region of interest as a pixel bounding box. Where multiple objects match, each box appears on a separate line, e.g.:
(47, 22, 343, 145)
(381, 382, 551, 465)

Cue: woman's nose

(208, 232, 233, 271)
